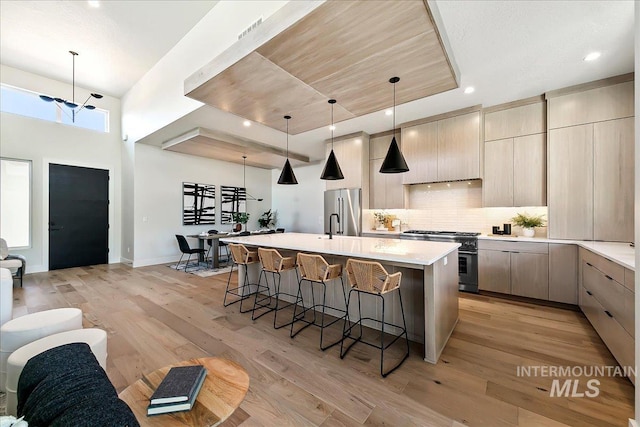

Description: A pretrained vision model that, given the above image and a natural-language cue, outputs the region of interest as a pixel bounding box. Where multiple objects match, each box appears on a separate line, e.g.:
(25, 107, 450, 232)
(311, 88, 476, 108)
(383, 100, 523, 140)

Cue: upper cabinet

(482, 98, 547, 207)
(400, 107, 481, 184)
(325, 132, 370, 206)
(369, 131, 405, 209)
(546, 76, 634, 242)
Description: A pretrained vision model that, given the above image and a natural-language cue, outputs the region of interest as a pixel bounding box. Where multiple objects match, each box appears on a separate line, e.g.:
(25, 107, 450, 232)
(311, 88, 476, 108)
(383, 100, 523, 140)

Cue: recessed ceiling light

(329, 125, 336, 131)
(88, 0, 100, 7)
(464, 86, 475, 94)
(584, 52, 601, 61)
(243, 120, 251, 127)
(385, 109, 393, 116)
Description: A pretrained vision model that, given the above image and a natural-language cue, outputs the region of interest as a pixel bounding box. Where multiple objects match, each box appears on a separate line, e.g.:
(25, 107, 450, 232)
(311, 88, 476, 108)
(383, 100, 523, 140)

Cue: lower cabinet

(579, 248, 635, 383)
(478, 240, 577, 303)
(478, 241, 549, 298)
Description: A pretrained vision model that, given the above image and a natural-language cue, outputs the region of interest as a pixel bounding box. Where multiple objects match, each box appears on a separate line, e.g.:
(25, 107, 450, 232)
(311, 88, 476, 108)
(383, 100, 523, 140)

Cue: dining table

(186, 232, 230, 269)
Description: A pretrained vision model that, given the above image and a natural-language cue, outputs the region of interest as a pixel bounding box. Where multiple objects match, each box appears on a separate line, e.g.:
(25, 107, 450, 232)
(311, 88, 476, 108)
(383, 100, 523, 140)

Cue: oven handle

(459, 251, 477, 255)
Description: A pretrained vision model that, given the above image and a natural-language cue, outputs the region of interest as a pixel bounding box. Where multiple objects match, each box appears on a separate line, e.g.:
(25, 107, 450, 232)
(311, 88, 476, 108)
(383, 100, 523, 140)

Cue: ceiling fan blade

(39, 95, 55, 102)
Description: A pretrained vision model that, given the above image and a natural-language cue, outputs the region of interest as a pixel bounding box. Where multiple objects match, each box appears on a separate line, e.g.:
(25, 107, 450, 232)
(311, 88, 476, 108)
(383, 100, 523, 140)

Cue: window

(0, 84, 109, 133)
(0, 158, 31, 248)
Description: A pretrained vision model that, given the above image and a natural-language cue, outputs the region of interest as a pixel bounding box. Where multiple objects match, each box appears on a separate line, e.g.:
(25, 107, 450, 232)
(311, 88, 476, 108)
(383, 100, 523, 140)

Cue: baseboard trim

(629, 419, 638, 427)
(133, 255, 181, 268)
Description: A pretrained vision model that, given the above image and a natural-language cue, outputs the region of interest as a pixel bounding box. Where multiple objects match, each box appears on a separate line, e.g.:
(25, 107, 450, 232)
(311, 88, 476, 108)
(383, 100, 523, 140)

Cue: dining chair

(175, 235, 205, 272)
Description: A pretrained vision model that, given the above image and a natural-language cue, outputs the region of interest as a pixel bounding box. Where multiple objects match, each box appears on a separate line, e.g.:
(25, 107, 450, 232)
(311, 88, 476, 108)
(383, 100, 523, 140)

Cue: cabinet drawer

(580, 286, 634, 381)
(580, 248, 625, 284)
(479, 240, 548, 254)
(625, 268, 635, 291)
(582, 262, 627, 325)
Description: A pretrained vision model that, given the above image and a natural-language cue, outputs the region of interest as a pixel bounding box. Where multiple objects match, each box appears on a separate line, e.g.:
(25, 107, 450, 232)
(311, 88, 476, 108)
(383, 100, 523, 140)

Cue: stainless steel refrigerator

(324, 188, 361, 236)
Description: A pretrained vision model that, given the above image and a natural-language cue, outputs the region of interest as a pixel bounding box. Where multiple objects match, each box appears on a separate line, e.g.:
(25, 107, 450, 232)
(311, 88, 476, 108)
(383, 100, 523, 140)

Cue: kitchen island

(221, 232, 460, 363)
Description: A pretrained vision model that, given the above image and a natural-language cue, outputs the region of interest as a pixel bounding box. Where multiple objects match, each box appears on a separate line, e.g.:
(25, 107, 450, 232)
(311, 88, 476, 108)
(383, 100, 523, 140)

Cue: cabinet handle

(604, 275, 613, 281)
(586, 290, 593, 296)
(605, 310, 613, 318)
(586, 262, 593, 267)
(502, 251, 510, 253)
(512, 251, 519, 254)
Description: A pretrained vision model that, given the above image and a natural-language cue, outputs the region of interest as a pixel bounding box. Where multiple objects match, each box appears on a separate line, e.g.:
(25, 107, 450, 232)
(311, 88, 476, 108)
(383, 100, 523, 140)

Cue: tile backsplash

(364, 181, 548, 236)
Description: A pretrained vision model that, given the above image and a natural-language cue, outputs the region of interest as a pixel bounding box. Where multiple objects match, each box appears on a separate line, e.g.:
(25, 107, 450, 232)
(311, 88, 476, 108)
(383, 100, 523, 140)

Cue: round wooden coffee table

(119, 357, 250, 426)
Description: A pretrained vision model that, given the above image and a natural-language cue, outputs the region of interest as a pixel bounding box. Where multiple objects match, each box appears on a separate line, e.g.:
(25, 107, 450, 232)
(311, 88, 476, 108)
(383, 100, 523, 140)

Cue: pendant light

(380, 77, 409, 173)
(277, 115, 298, 185)
(320, 99, 344, 180)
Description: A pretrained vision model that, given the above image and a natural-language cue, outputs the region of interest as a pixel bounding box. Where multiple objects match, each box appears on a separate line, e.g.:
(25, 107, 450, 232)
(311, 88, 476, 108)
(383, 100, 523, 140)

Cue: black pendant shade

(379, 136, 409, 173)
(321, 148, 344, 180)
(380, 76, 409, 174)
(320, 99, 345, 180)
(277, 115, 298, 185)
(277, 158, 298, 185)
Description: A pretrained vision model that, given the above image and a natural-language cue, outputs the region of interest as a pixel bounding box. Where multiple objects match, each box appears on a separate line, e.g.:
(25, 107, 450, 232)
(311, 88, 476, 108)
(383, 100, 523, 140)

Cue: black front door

(49, 163, 109, 270)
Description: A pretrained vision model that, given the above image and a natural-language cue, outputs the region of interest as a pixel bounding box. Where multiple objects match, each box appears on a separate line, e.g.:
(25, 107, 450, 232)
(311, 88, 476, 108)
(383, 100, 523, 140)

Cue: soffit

(185, 0, 457, 135)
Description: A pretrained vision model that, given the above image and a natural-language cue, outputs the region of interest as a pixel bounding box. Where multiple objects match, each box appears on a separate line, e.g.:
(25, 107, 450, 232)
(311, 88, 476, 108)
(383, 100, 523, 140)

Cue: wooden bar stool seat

(225, 243, 266, 313)
(252, 248, 299, 329)
(340, 259, 410, 377)
(290, 253, 347, 351)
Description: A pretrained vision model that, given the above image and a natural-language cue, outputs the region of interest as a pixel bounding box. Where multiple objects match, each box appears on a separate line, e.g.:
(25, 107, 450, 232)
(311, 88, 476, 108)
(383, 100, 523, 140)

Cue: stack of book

(147, 365, 207, 416)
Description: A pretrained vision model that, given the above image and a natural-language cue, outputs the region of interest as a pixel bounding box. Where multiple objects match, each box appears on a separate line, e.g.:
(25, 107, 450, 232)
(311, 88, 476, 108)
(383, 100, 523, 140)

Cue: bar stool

(253, 248, 298, 329)
(225, 243, 264, 313)
(340, 259, 410, 377)
(290, 253, 347, 350)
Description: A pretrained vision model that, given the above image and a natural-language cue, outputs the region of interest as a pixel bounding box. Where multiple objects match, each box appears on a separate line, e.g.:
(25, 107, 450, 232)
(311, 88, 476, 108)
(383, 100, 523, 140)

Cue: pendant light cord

(393, 80, 396, 135)
(331, 102, 334, 149)
(286, 119, 289, 157)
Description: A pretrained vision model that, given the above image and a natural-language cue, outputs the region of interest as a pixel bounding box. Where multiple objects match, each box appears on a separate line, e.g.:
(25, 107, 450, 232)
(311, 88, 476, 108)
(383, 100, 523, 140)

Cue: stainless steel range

(400, 230, 479, 293)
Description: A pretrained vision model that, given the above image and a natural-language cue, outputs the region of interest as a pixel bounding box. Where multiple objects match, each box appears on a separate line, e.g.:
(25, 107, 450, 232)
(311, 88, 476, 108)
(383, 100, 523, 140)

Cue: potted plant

(232, 212, 250, 232)
(511, 212, 545, 237)
(373, 211, 389, 231)
(258, 209, 275, 229)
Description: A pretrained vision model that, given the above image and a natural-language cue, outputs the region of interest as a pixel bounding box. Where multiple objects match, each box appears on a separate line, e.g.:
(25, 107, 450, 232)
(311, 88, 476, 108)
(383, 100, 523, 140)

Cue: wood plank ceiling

(162, 128, 309, 170)
(185, 0, 458, 135)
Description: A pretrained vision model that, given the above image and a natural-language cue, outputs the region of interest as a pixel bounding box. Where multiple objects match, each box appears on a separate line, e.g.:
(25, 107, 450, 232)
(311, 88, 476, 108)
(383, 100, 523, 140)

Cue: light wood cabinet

(483, 138, 513, 207)
(478, 240, 552, 301)
(548, 243, 578, 304)
(547, 76, 634, 242)
(593, 117, 634, 242)
(478, 249, 510, 293)
(548, 124, 594, 240)
(579, 247, 635, 382)
(513, 133, 546, 206)
(369, 131, 405, 209)
(437, 111, 481, 182)
(483, 99, 546, 207)
(510, 252, 549, 299)
(325, 133, 370, 207)
(547, 80, 633, 130)
(401, 121, 438, 184)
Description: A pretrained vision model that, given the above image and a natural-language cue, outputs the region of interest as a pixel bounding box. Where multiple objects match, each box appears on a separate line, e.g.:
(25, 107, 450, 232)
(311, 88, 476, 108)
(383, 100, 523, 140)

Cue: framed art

(183, 182, 216, 225)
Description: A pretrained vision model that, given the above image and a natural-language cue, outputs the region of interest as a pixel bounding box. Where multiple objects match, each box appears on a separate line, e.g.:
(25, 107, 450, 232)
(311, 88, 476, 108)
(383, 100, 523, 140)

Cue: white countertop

(221, 232, 459, 266)
(362, 230, 402, 236)
(479, 235, 634, 271)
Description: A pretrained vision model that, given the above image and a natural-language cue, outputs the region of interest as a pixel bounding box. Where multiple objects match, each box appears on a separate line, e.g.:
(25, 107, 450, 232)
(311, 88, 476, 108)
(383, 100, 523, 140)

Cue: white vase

(522, 227, 535, 237)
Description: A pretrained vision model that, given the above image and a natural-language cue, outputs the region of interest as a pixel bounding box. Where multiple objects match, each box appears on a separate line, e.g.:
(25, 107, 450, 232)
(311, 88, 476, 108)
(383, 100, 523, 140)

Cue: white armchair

(0, 238, 25, 288)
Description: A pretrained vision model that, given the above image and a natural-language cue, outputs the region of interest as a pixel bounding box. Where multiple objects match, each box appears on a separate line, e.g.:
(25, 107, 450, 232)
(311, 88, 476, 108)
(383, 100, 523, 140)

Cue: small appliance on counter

(491, 224, 512, 235)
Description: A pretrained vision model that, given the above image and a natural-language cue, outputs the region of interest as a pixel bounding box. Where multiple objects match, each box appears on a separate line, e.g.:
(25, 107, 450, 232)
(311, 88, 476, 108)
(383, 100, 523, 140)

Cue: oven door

(458, 251, 478, 293)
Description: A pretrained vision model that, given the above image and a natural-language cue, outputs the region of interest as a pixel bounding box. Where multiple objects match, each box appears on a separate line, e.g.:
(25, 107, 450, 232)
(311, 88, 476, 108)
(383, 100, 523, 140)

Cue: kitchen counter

(222, 233, 459, 267)
(362, 230, 402, 237)
(479, 235, 634, 271)
(221, 232, 460, 364)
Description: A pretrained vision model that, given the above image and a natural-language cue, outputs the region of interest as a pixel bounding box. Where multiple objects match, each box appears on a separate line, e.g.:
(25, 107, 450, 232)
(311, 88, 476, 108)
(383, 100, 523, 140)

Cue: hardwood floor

(13, 264, 634, 426)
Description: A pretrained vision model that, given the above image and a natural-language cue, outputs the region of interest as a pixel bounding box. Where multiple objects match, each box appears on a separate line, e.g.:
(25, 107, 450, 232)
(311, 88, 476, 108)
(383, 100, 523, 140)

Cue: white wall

(271, 162, 325, 234)
(0, 65, 122, 273)
(121, 136, 135, 264)
(122, 0, 288, 145)
(133, 143, 272, 267)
